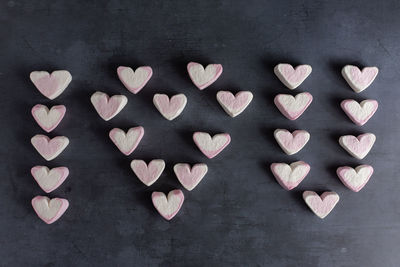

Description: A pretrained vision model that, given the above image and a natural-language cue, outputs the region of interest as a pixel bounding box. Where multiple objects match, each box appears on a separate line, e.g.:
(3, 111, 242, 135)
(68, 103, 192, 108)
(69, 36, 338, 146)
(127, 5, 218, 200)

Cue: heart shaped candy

(30, 70, 72, 100)
(270, 161, 310, 190)
(216, 91, 253, 117)
(31, 104, 66, 133)
(274, 64, 312, 89)
(152, 189, 184, 220)
(187, 62, 223, 90)
(32, 196, 69, 224)
(31, 135, 69, 161)
(274, 92, 313, 120)
(337, 165, 373, 192)
(91, 91, 128, 121)
(174, 163, 208, 191)
(117, 66, 153, 94)
(339, 133, 376, 159)
(109, 127, 144, 155)
(193, 132, 231, 159)
(274, 129, 310, 155)
(153, 93, 187, 120)
(342, 65, 379, 93)
(31, 166, 69, 193)
(303, 191, 339, 219)
(130, 159, 165, 186)
(341, 99, 378, 126)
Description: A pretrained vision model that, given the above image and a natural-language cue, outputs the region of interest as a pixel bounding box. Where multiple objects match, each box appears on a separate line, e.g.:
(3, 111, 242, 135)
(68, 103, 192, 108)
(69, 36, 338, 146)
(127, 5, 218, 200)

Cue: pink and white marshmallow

(193, 132, 231, 159)
(274, 64, 312, 89)
(153, 93, 187, 120)
(174, 163, 208, 191)
(337, 165, 373, 192)
(90, 91, 127, 121)
(130, 159, 165, 186)
(274, 129, 310, 155)
(31, 104, 66, 132)
(31, 166, 69, 193)
(216, 91, 253, 117)
(31, 135, 69, 161)
(274, 92, 313, 120)
(30, 70, 72, 100)
(117, 66, 153, 94)
(109, 127, 144, 155)
(303, 191, 339, 219)
(270, 161, 310, 190)
(32, 196, 69, 224)
(342, 65, 379, 93)
(341, 99, 378, 126)
(339, 133, 376, 159)
(152, 189, 184, 220)
(187, 62, 223, 90)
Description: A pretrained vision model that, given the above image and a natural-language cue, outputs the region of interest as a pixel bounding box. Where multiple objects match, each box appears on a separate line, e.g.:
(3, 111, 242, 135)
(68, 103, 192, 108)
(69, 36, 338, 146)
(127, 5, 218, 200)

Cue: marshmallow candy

(174, 163, 208, 191)
(31, 135, 69, 161)
(109, 127, 144, 155)
(90, 91, 127, 121)
(153, 93, 187, 120)
(193, 132, 231, 159)
(337, 165, 373, 192)
(30, 70, 72, 100)
(187, 62, 223, 90)
(216, 91, 253, 117)
(341, 99, 378, 126)
(274, 129, 310, 155)
(274, 92, 313, 120)
(32, 196, 69, 224)
(31, 104, 66, 133)
(274, 64, 312, 89)
(339, 133, 376, 159)
(270, 161, 310, 190)
(303, 191, 339, 219)
(342, 65, 379, 93)
(31, 166, 69, 193)
(117, 66, 153, 94)
(152, 189, 184, 220)
(130, 159, 165, 186)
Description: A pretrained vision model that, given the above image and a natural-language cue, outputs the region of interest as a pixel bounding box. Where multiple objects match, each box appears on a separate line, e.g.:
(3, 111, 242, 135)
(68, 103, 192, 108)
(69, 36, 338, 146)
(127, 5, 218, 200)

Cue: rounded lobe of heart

(174, 163, 208, 191)
(216, 91, 253, 117)
(117, 66, 153, 94)
(274, 92, 313, 120)
(274, 129, 310, 155)
(153, 93, 187, 120)
(342, 65, 379, 93)
(31, 196, 69, 224)
(270, 161, 310, 190)
(130, 159, 165, 186)
(31, 104, 66, 132)
(30, 70, 72, 100)
(340, 99, 378, 126)
(336, 165, 373, 192)
(193, 132, 231, 159)
(152, 189, 184, 220)
(90, 91, 128, 121)
(274, 64, 312, 89)
(339, 133, 376, 159)
(303, 191, 339, 219)
(31, 135, 70, 161)
(31, 166, 69, 193)
(187, 62, 223, 90)
(109, 127, 144, 155)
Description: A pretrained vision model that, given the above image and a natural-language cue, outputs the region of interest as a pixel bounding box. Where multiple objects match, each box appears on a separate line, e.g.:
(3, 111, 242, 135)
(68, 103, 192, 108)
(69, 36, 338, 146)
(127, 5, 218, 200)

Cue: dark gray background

(1, 0, 399, 266)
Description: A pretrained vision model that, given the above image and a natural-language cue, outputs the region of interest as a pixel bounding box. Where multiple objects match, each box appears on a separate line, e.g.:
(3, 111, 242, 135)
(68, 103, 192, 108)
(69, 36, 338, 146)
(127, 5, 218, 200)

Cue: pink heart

(337, 165, 373, 192)
(31, 135, 69, 161)
(117, 66, 153, 94)
(32, 196, 69, 224)
(341, 99, 378, 126)
(109, 127, 144, 155)
(152, 189, 184, 220)
(153, 93, 187, 120)
(174, 163, 208, 191)
(90, 91, 128, 121)
(270, 161, 310, 190)
(193, 132, 231, 159)
(216, 91, 253, 117)
(187, 62, 223, 90)
(31, 166, 69, 193)
(274, 92, 313, 120)
(342, 65, 379, 93)
(30, 70, 72, 100)
(303, 191, 340, 219)
(274, 64, 312, 89)
(130, 159, 165, 186)
(339, 133, 376, 159)
(31, 104, 66, 133)
(274, 129, 310, 155)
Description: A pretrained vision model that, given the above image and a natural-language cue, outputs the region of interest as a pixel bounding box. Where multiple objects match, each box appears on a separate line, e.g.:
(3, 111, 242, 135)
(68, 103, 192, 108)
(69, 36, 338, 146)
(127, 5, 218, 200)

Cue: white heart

(270, 161, 310, 190)
(341, 99, 378, 126)
(30, 70, 72, 100)
(336, 165, 374, 192)
(216, 91, 253, 117)
(342, 65, 379, 93)
(193, 132, 231, 159)
(31, 104, 66, 132)
(31, 166, 69, 193)
(109, 127, 144, 155)
(274, 92, 313, 120)
(339, 133, 376, 159)
(187, 62, 223, 90)
(117, 66, 153, 94)
(31, 196, 69, 224)
(90, 91, 128, 121)
(153, 94, 187, 120)
(152, 190, 184, 220)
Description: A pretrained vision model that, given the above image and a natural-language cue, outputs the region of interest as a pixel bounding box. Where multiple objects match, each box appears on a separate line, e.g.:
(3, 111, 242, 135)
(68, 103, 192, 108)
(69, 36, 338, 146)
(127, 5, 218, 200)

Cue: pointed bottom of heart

(32, 196, 69, 224)
(152, 190, 184, 220)
(303, 191, 339, 219)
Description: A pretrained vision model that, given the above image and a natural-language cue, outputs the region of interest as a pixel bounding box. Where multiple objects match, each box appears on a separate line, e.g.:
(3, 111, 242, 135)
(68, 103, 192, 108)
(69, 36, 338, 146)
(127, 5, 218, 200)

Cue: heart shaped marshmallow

(117, 66, 153, 94)
(341, 99, 378, 126)
(274, 92, 313, 120)
(31, 104, 66, 132)
(342, 65, 379, 93)
(187, 62, 223, 90)
(130, 159, 165, 186)
(109, 127, 144, 155)
(31, 135, 69, 161)
(90, 91, 127, 121)
(274, 64, 312, 89)
(303, 191, 339, 219)
(30, 70, 72, 100)
(31, 166, 69, 193)
(153, 93, 187, 120)
(216, 91, 253, 117)
(337, 165, 373, 192)
(270, 161, 310, 190)
(32, 196, 69, 224)
(339, 133, 376, 159)
(274, 129, 310, 155)
(193, 132, 231, 159)
(174, 163, 208, 191)
(152, 189, 184, 220)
